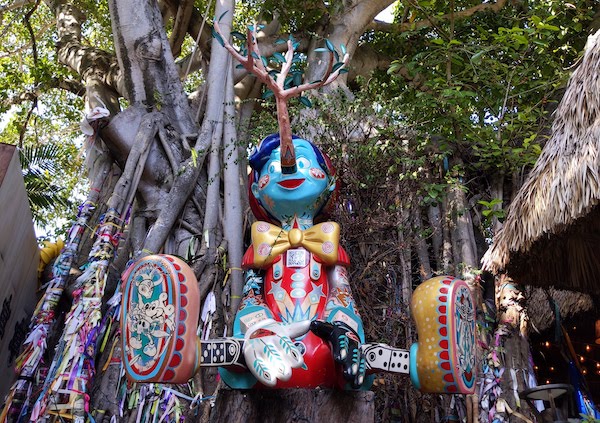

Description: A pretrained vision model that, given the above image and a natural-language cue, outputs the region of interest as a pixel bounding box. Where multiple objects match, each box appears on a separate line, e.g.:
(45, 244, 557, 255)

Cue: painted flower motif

(321, 222, 334, 233)
(322, 241, 334, 254)
(310, 168, 326, 179)
(258, 174, 270, 190)
(257, 222, 270, 232)
(258, 243, 272, 257)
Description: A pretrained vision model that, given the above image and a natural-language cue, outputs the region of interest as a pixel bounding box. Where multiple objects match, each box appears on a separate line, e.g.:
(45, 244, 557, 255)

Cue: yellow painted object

(38, 238, 64, 279)
(410, 276, 476, 394)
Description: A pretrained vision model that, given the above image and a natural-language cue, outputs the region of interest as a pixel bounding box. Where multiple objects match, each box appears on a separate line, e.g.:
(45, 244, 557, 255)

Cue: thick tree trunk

(210, 389, 375, 422)
(477, 277, 536, 423)
(305, 0, 395, 88)
(223, 64, 244, 316)
(398, 204, 413, 344)
(110, 0, 195, 133)
(448, 179, 478, 272)
(441, 196, 454, 274)
(490, 173, 504, 236)
(142, 0, 235, 256)
(53, 2, 123, 113)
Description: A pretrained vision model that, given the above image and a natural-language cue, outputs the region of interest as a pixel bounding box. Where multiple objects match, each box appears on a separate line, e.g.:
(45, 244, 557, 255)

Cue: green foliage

(76, 1, 114, 51)
(0, 3, 92, 237)
(580, 413, 600, 423)
(18, 141, 82, 233)
(235, 0, 326, 32)
(364, 0, 596, 240)
(380, 0, 594, 177)
(245, 99, 280, 145)
(422, 183, 446, 206)
(0, 0, 596, 419)
(478, 198, 505, 220)
(290, 93, 427, 215)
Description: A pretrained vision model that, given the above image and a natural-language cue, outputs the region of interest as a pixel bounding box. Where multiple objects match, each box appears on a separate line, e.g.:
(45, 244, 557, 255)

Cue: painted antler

(214, 22, 349, 173)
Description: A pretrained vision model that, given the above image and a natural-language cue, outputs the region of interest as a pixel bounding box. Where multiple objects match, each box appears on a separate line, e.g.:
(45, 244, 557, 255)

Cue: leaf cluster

(379, 0, 595, 177)
(18, 140, 82, 233)
(236, 0, 327, 32)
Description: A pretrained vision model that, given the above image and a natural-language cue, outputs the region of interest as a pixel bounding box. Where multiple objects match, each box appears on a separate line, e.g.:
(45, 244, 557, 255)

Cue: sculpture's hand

(243, 319, 309, 387)
(310, 320, 366, 388)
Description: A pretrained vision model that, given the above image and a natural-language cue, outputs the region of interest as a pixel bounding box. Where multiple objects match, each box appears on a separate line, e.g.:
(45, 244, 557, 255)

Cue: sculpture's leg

(120, 254, 201, 384)
(409, 276, 477, 394)
(120, 257, 476, 392)
(362, 343, 410, 375)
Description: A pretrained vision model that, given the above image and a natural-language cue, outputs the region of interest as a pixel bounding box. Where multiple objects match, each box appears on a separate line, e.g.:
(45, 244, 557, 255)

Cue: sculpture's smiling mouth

(277, 178, 305, 189)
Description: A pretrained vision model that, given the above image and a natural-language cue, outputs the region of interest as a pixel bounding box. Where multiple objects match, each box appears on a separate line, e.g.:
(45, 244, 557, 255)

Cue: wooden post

(210, 388, 375, 422)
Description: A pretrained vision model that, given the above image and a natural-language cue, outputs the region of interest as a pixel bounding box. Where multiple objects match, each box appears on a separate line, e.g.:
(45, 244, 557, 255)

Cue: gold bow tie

(251, 221, 340, 268)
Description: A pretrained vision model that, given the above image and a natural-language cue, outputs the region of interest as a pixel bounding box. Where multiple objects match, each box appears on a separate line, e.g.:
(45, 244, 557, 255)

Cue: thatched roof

(526, 287, 593, 332)
(482, 30, 600, 294)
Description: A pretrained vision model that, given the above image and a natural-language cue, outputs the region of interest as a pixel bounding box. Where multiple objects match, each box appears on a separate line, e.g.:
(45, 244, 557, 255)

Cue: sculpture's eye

(297, 157, 310, 169)
(268, 162, 281, 174)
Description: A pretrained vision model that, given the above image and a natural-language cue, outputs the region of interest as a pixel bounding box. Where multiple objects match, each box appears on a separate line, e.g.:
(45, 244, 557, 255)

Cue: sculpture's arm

(231, 268, 307, 387)
(323, 265, 364, 338)
(231, 268, 274, 337)
(310, 264, 366, 388)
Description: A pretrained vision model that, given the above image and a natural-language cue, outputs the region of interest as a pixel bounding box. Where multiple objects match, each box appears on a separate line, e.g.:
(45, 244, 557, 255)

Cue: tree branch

(169, 0, 194, 57)
(52, 2, 122, 113)
(0, 0, 34, 14)
(17, 0, 41, 146)
(0, 22, 53, 58)
(2, 78, 85, 108)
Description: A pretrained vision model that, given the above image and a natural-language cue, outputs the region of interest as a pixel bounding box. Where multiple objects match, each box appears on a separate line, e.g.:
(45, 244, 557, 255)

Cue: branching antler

(213, 20, 349, 173)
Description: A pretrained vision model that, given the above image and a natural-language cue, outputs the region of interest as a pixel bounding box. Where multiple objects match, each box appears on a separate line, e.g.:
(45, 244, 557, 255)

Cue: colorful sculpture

(121, 254, 200, 383)
(121, 134, 368, 389)
(120, 136, 477, 393)
(120, 23, 476, 394)
(219, 133, 366, 389)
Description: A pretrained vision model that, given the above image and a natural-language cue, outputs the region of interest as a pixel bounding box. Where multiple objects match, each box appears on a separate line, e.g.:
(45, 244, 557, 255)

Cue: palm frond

(18, 143, 72, 224)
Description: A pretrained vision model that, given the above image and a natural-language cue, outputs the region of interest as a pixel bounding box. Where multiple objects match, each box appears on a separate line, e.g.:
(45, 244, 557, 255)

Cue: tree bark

(441, 196, 454, 274)
(413, 204, 432, 281)
(427, 204, 443, 269)
(143, 0, 234, 255)
(210, 389, 375, 423)
(53, 1, 123, 113)
(110, 0, 195, 133)
(490, 173, 504, 236)
(448, 178, 478, 272)
(223, 64, 244, 316)
(305, 0, 395, 88)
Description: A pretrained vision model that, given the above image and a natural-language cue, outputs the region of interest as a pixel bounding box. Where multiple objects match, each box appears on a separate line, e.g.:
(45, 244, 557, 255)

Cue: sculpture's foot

(121, 254, 201, 384)
(410, 276, 476, 394)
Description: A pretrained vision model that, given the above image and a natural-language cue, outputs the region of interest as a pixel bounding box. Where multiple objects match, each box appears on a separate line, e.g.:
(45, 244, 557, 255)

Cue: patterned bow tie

(251, 221, 340, 267)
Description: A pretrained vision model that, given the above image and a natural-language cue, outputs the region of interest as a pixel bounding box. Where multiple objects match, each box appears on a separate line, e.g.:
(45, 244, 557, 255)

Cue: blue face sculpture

(250, 138, 335, 224)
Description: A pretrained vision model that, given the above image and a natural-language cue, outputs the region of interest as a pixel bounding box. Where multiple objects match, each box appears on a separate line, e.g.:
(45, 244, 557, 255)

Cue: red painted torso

(241, 244, 351, 388)
(263, 247, 339, 388)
